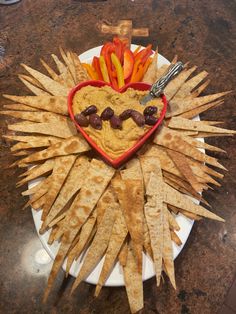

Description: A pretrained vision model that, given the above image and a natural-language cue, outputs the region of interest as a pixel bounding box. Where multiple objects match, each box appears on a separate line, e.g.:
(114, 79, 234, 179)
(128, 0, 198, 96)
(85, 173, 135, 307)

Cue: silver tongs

(140, 61, 184, 105)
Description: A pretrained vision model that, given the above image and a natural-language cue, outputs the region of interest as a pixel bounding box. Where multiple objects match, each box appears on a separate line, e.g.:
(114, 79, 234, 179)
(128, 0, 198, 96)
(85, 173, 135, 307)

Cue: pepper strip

(92, 56, 103, 80)
(111, 52, 125, 88)
(99, 56, 110, 83)
(82, 63, 98, 80)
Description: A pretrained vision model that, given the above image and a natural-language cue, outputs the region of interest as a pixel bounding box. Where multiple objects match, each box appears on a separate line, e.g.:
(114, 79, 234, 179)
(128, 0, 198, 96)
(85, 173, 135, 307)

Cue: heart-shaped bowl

(68, 80, 167, 168)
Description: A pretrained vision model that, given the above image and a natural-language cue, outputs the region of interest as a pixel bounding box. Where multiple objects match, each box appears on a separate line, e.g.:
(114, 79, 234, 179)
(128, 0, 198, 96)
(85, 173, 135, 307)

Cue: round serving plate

(31, 44, 195, 286)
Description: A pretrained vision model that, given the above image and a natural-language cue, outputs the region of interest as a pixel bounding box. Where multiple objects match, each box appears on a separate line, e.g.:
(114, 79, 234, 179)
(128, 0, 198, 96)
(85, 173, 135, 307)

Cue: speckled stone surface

(0, 1, 236, 313)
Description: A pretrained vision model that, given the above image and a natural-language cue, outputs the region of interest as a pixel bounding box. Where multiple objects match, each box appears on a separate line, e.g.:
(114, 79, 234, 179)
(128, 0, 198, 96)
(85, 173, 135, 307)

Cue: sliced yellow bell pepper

(99, 55, 110, 83)
(111, 52, 125, 89)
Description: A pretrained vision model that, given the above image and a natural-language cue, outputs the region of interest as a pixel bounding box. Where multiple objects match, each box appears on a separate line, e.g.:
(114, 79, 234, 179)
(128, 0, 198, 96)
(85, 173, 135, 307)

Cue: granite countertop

(0, 1, 236, 313)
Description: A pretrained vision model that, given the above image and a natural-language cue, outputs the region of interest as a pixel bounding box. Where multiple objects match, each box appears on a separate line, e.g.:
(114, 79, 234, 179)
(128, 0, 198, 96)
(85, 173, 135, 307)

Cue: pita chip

(0, 110, 67, 124)
(21, 63, 69, 96)
(71, 189, 117, 293)
(142, 48, 158, 84)
(168, 117, 236, 135)
(166, 149, 203, 192)
(3, 94, 68, 115)
(122, 244, 144, 314)
(17, 159, 54, 186)
(40, 58, 59, 81)
(119, 160, 144, 273)
(95, 205, 128, 296)
(43, 161, 114, 302)
(145, 173, 164, 286)
(70, 52, 89, 83)
(153, 126, 226, 170)
(41, 156, 89, 230)
(8, 119, 77, 139)
(17, 135, 89, 165)
(18, 75, 50, 96)
(162, 203, 176, 288)
(118, 240, 128, 267)
(3, 103, 39, 111)
(174, 70, 208, 99)
(40, 155, 77, 221)
(178, 99, 223, 119)
(164, 66, 197, 100)
(167, 91, 230, 117)
(66, 211, 97, 275)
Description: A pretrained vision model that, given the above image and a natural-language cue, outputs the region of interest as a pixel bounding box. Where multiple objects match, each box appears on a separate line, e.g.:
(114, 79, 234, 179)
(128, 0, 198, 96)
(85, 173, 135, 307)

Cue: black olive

(145, 115, 158, 125)
(143, 106, 158, 116)
(74, 113, 89, 127)
(119, 109, 133, 120)
(110, 115, 122, 129)
(81, 105, 97, 116)
(89, 114, 102, 130)
(101, 107, 114, 120)
(131, 110, 145, 127)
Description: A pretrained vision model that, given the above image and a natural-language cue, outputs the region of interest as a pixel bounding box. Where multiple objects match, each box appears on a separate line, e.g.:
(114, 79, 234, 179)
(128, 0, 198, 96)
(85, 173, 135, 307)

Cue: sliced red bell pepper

(134, 44, 152, 63)
(113, 37, 125, 65)
(123, 48, 134, 80)
(92, 56, 103, 81)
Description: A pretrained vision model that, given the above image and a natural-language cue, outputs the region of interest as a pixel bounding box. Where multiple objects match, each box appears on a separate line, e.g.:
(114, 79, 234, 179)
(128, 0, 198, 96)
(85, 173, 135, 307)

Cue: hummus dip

(72, 85, 163, 159)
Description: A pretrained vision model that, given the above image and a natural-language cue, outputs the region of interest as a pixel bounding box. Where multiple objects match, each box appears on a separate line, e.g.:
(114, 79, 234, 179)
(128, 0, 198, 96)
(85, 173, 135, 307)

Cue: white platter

(32, 44, 195, 286)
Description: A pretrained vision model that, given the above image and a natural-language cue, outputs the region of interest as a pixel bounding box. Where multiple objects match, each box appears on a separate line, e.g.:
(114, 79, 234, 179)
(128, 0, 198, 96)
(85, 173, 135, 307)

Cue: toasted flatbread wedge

(153, 126, 226, 170)
(168, 117, 236, 135)
(65, 211, 97, 275)
(0, 110, 67, 124)
(18, 75, 50, 96)
(41, 156, 90, 231)
(71, 52, 89, 83)
(164, 66, 197, 100)
(21, 63, 69, 96)
(167, 91, 230, 117)
(118, 240, 128, 267)
(71, 188, 117, 292)
(174, 70, 208, 99)
(3, 94, 68, 115)
(178, 99, 223, 119)
(145, 174, 164, 286)
(10, 136, 61, 152)
(40, 58, 59, 81)
(3, 103, 39, 111)
(142, 48, 158, 84)
(17, 135, 89, 165)
(40, 155, 76, 221)
(58, 159, 115, 238)
(122, 243, 144, 314)
(166, 149, 203, 192)
(95, 205, 128, 296)
(17, 159, 54, 186)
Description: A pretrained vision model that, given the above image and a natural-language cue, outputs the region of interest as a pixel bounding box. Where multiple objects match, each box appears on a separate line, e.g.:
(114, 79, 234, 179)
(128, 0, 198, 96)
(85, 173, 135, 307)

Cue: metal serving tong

(140, 61, 184, 105)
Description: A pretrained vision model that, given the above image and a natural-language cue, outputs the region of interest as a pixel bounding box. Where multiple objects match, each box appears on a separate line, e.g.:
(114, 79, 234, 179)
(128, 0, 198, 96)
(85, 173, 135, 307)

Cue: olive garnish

(110, 115, 122, 129)
(82, 105, 97, 116)
(143, 106, 157, 116)
(74, 113, 89, 127)
(101, 107, 114, 120)
(145, 115, 158, 126)
(119, 109, 133, 120)
(131, 110, 145, 127)
(89, 114, 102, 130)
